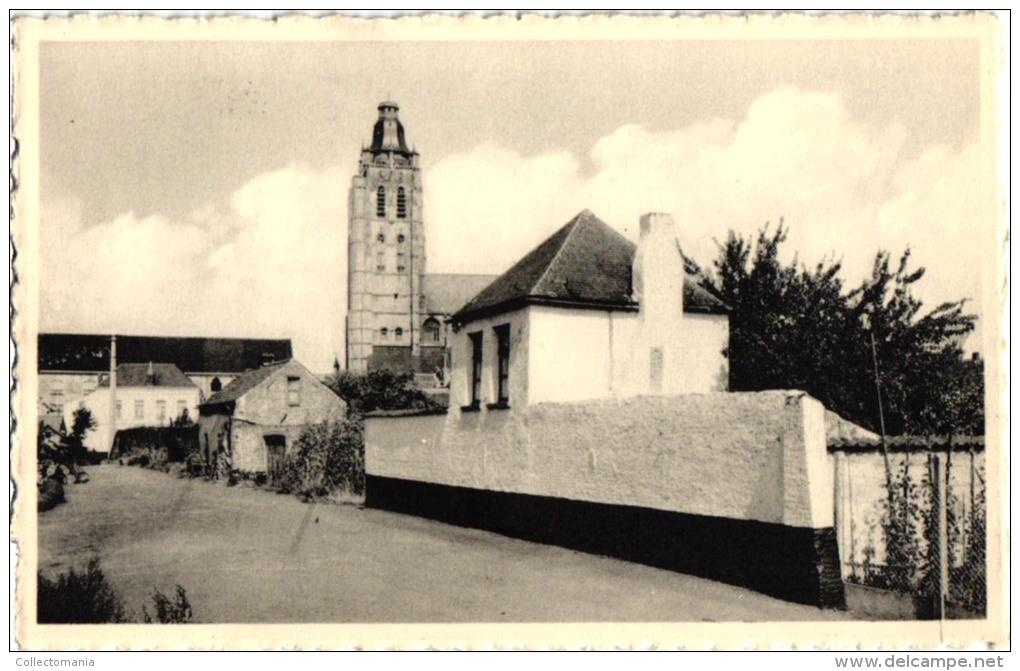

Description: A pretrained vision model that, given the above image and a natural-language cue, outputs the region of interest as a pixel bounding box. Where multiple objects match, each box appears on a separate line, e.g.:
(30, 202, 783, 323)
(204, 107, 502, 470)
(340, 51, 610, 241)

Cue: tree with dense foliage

(325, 368, 439, 414)
(691, 222, 982, 436)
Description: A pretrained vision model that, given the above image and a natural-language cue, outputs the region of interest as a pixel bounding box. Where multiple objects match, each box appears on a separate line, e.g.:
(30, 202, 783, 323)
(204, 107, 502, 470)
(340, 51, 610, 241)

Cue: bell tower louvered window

(397, 187, 407, 219)
(376, 186, 386, 218)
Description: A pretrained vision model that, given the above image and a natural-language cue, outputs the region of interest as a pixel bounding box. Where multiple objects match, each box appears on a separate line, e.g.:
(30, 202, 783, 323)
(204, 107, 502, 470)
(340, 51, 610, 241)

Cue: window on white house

(376, 251, 385, 272)
(83, 379, 97, 395)
(494, 324, 511, 406)
(396, 252, 406, 273)
(395, 327, 403, 340)
(377, 232, 385, 243)
(287, 376, 301, 407)
(176, 399, 187, 418)
(397, 233, 405, 244)
(156, 400, 166, 424)
(134, 400, 144, 419)
(468, 332, 483, 409)
(376, 186, 386, 218)
(116, 400, 122, 420)
(380, 327, 389, 340)
(396, 187, 407, 218)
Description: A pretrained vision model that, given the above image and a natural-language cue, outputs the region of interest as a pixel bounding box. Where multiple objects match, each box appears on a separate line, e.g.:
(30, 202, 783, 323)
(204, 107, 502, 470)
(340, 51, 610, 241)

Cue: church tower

(346, 101, 426, 374)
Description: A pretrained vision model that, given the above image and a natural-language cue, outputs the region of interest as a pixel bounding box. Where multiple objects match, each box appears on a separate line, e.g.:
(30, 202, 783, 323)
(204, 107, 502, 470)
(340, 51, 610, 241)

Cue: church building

(345, 102, 495, 379)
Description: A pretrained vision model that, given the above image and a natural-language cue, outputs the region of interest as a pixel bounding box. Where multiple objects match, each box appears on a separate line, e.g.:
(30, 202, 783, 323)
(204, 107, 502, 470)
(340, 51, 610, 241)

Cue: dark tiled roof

(423, 273, 498, 316)
(38, 334, 292, 374)
(451, 210, 727, 325)
(99, 363, 196, 388)
(201, 360, 290, 407)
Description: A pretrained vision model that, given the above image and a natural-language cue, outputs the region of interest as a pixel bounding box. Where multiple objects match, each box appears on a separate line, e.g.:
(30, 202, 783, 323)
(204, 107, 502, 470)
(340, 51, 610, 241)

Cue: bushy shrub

(143, 585, 193, 624)
(325, 369, 440, 414)
(184, 452, 205, 477)
(37, 558, 126, 623)
(126, 453, 150, 467)
(276, 418, 364, 498)
(38, 478, 65, 512)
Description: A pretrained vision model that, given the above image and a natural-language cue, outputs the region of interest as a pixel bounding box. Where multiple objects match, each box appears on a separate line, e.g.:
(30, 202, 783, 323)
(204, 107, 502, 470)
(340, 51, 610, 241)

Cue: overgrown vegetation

(37, 558, 126, 623)
(325, 369, 441, 415)
(143, 585, 193, 624)
(38, 558, 195, 624)
(274, 418, 365, 499)
(852, 455, 986, 615)
(38, 405, 103, 511)
(691, 222, 982, 436)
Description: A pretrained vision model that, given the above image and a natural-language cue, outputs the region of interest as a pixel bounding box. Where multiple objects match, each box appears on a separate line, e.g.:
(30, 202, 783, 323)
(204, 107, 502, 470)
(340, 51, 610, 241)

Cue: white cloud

(41, 163, 350, 372)
(425, 87, 983, 349)
(39, 87, 987, 370)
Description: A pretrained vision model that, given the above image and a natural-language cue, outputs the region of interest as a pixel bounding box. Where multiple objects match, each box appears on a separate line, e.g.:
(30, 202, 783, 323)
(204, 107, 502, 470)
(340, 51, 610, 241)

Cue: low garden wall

(364, 390, 843, 608)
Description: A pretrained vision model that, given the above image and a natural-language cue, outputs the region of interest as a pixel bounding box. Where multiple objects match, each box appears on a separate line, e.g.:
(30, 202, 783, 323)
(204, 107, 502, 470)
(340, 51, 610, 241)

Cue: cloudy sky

(39, 37, 989, 371)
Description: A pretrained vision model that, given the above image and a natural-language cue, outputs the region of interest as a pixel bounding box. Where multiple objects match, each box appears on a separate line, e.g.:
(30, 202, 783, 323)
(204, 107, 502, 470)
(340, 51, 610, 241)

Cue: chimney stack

(632, 212, 685, 329)
(616, 213, 687, 396)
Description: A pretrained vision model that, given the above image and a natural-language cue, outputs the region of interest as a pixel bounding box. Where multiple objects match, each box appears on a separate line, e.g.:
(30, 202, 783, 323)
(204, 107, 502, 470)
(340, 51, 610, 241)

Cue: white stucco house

(446, 209, 730, 413)
(62, 362, 202, 452)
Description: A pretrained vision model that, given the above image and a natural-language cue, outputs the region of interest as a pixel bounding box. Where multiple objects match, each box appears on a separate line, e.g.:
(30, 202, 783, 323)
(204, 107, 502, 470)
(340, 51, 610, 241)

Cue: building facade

(37, 333, 293, 414)
(197, 359, 347, 477)
(447, 210, 731, 413)
(64, 362, 202, 452)
(344, 102, 495, 378)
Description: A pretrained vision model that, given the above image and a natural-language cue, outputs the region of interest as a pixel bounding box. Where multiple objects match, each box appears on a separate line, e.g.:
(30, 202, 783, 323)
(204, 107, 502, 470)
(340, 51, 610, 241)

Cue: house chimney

(617, 212, 686, 396)
(632, 212, 685, 329)
(108, 335, 117, 452)
(146, 360, 156, 385)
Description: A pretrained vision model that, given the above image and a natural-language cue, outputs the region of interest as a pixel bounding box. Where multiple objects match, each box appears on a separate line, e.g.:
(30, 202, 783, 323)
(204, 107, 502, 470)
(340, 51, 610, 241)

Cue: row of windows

(116, 399, 189, 422)
(48, 378, 98, 397)
(376, 232, 406, 244)
(467, 324, 511, 409)
(377, 319, 442, 343)
(376, 186, 409, 219)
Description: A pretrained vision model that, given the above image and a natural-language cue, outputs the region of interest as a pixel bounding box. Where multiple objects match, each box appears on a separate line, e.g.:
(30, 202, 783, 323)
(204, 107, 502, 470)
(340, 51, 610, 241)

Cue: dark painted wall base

(366, 475, 845, 609)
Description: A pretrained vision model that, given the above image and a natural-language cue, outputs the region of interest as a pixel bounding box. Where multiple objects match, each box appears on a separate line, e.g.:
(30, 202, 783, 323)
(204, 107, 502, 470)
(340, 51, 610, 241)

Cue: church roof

(451, 210, 727, 326)
(370, 101, 413, 155)
(423, 273, 499, 316)
(38, 333, 293, 374)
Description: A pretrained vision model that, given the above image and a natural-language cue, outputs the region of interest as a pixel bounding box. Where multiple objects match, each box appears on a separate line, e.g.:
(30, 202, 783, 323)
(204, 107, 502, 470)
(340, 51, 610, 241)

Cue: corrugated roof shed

(452, 210, 727, 325)
(38, 334, 292, 374)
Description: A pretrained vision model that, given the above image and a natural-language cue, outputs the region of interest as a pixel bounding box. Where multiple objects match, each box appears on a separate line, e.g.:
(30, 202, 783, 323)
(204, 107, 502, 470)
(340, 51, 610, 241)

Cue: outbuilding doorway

(264, 434, 287, 481)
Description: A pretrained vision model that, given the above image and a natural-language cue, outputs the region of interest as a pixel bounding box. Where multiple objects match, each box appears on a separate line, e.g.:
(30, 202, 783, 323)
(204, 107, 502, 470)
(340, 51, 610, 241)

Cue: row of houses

(37, 334, 344, 461)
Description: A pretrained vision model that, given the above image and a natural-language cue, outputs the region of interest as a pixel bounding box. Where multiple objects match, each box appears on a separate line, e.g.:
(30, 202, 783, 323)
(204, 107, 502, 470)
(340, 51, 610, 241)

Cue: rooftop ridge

(531, 211, 586, 298)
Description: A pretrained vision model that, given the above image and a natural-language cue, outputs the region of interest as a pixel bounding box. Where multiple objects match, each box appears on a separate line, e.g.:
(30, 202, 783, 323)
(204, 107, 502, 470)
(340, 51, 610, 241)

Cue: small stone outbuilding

(197, 359, 347, 477)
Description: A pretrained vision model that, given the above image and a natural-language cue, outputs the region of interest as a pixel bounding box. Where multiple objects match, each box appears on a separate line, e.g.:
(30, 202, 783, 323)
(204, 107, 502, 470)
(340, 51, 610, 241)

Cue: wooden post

(933, 452, 949, 620)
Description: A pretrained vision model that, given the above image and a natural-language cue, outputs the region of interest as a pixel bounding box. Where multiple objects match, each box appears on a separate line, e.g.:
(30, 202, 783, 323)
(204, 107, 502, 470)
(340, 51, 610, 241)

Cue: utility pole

(108, 335, 117, 453)
(862, 314, 892, 490)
